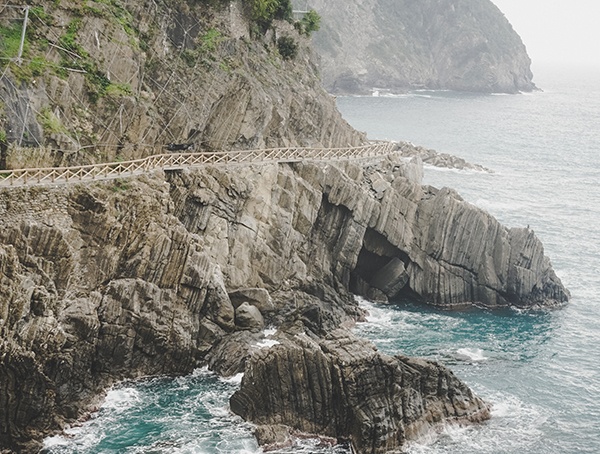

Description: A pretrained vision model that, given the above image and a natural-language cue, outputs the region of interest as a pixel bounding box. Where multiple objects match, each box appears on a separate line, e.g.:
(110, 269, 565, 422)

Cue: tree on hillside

(301, 9, 321, 36)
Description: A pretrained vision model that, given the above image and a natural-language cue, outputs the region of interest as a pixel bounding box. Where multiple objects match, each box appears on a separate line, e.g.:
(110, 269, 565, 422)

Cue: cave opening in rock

(350, 228, 414, 301)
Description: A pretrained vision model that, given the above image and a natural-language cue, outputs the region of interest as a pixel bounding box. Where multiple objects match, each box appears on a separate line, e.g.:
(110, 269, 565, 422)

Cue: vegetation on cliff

(0, 0, 348, 171)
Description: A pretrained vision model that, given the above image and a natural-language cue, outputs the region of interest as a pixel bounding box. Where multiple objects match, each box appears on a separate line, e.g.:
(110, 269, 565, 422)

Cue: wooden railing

(0, 142, 397, 188)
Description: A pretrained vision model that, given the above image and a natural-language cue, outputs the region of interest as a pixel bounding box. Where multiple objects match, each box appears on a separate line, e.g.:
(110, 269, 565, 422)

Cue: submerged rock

(231, 330, 491, 453)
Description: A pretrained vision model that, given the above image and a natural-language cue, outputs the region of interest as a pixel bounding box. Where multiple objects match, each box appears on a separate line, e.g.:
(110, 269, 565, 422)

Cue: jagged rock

(207, 331, 261, 377)
(397, 142, 493, 172)
(230, 330, 491, 453)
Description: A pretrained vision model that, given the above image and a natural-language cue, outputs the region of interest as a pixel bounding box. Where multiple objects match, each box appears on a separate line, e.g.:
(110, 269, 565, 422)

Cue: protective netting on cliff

(0, 1, 264, 164)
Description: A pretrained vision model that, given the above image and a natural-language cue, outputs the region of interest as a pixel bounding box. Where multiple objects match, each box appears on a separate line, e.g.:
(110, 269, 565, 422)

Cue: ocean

(43, 65, 600, 453)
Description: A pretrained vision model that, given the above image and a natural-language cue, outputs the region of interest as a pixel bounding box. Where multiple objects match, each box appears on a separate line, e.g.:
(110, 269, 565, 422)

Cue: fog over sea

(44, 65, 600, 453)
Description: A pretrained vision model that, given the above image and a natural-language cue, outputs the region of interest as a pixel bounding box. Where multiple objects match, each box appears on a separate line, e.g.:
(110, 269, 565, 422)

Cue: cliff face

(0, 0, 362, 169)
(304, 0, 536, 94)
(0, 148, 567, 451)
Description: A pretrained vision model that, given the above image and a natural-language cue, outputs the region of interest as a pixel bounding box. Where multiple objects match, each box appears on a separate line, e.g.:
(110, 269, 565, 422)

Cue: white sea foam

(42, 426, 103, 451)
(405, 392, 547, 454)
(423, 163, 489, 175)
(255, 338, 280, 349)
(42, 435, 70, 448)
(455, 347, 488, 362)
(191, 365, 211, 377)
(354, 295, 392, 325)
(221, 372, 244, 385)
(101, 386, 142, 412)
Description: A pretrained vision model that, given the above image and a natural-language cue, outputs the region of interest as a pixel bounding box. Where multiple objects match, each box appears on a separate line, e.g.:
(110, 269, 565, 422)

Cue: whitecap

(101, 386, 142, 412)
(221, 372, 244, 385)
(455, 347, 488, 362)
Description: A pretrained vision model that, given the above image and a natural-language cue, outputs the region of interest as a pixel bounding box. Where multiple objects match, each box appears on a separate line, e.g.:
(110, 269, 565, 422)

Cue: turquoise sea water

(44, 65, 600, 453)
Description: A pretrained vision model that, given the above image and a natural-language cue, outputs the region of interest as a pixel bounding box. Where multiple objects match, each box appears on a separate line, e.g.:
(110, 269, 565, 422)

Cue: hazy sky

(492, 0, 600, 68)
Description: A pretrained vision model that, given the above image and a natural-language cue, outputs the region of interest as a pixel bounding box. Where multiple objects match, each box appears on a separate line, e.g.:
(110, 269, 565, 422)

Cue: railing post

(16, 6, 30, 64)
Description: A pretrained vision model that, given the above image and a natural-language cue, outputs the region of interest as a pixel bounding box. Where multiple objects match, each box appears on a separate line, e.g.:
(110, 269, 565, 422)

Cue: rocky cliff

(303, 0, 536, 94)
(0, 0, 362, 169)
(0, 1, 566, 452)
(0, 147, 567, 451)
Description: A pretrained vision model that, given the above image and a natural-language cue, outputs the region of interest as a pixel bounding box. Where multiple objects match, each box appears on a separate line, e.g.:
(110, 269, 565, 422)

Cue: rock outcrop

(230, 330, 490, 453)
(302, 0, 536, 94)
(397, 142, 493, 173)
(0, 147, 568, 451)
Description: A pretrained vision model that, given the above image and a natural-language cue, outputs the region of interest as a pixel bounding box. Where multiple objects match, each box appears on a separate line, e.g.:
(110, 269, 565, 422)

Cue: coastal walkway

(0, 142, 396, 188)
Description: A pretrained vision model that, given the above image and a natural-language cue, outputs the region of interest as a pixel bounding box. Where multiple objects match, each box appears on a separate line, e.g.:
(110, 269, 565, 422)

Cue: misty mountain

(301, 0, 536, 94)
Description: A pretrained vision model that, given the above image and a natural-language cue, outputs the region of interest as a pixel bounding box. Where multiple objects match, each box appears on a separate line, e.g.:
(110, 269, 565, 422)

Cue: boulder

(231, 330, 490, 453)
(235, 303, 265, 331)
(229, 287, 275, 313)
(369, 257, 409, 297)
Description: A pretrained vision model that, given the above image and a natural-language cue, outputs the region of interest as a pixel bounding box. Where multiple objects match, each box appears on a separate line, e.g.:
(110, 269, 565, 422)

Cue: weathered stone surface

(235, 302, 265, 331)
(0, 152, 568, 451)
(229, 287, 275, 313)
(230, 330, 491, 453)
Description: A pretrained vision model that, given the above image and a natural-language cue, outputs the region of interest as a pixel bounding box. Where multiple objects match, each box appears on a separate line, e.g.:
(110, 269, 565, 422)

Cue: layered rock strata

(0, 150, 568, 451)
(230, 330, 490, 453)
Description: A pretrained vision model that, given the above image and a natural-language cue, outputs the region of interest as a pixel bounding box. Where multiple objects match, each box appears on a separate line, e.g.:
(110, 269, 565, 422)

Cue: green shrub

(301, 9, 321, 36)
(277, 36, 297, 60)
(200, 28, 223, 53)
(274, 0, 293, 21)
(252, 0, 292, 32)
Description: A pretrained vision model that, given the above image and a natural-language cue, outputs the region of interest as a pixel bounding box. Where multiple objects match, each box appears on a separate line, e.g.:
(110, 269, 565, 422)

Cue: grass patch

(38, 108, 67, 134)
(30, 6, 53, 24)
(0, 22, 27, 63)
(199, 28, 223, 54)
(105, 82, 132, 97)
